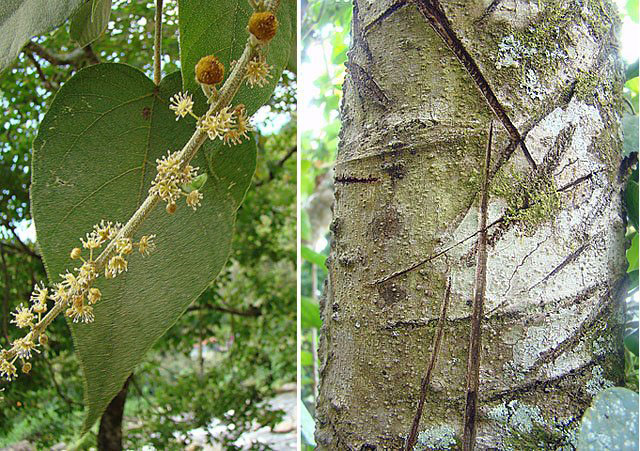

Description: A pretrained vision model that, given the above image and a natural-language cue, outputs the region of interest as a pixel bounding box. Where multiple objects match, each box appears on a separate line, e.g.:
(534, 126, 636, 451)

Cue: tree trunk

(97, 375, 131, 451)
(316, 0, 626, 449)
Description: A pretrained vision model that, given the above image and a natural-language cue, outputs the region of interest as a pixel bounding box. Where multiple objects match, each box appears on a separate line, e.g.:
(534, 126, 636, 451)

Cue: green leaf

(178, 0, 295, 118)
(301, 402, 317, 446)
(301, 296, 322, 329)
(626, 168, 639, 230)
(0, 0, 85, 72)
(182, 173, 208, 193)
(628, 233, 639, 273)
(625, 329, 639, 357)
(578, 387, 638, 450)
(69, 0, 112, 47)
(301, 350, 313, 366)
(301, 245, 327, 270)
(31, 64, 255, 432)
(622, 112, 639, 157)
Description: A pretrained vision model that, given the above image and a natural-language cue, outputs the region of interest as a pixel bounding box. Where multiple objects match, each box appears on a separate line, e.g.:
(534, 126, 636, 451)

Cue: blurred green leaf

(627, 77, 639, 95)
(626, 167, 639, 229)
(69, 0, 112, 47)
(301, 350, 313, 366)
(301, 296, 322, 329)
(625, 329, 639, 357)
(302, 245, 327, 270)
(628, 233, 639, 273)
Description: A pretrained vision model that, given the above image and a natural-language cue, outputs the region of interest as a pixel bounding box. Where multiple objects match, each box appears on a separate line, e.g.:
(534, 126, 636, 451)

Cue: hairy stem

(153, 0, 164, 85)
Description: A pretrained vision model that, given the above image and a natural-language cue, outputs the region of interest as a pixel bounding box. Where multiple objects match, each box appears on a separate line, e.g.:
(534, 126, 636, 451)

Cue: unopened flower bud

(166, 202, 177, 214)
(70, 247, 82, 260)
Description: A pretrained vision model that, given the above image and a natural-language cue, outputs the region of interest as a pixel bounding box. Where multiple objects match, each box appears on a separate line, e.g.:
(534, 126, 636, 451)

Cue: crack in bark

(475, 0, 505, 23)
(335, 174, 381, 184)
(525, 279, 621, 376)
(405, 275, 452, 450)
(345, 60, 391, 106)
(363, 1, 408, 35)
(502, 237, 548, 298)
(412, 0, 537, 170)
(527, 241, 591, 292)
(480, 355, 605, 403)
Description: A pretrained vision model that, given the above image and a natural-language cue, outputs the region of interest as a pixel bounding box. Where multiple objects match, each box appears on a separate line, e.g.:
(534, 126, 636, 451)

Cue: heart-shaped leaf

(31, 63, 256, 431)
(178, 0, 296, 118)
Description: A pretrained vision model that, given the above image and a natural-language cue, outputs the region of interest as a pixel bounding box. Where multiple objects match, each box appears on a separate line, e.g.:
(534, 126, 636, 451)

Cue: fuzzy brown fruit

(195, 55, 225, 85)
(248, 12, 278, 42)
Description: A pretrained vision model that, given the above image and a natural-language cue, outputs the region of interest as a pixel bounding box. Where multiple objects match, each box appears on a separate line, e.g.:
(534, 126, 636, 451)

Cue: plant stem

(153, 0, 163, 85)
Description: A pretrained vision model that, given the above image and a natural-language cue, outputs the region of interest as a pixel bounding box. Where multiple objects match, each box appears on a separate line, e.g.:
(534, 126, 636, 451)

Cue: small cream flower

(224, 105, 254, 145)
(245, 55, 272, 88)
(116, 238, 133, 255)
(186, 190, 203, 211)
(81, 231, 103, 250)
(169, 92, 194, 120)
(0, 359, 17, 381)
(70, 247, 82, 260)
(78, 261, 98, 282)
(49, 283, 71, 305)
(61, 271, 82, 294)
(88, 288, 102, 305)
(138, 235, 156, 257)
(30, 282, 48, 305)
(11, 305, 34, 329)
(66, 301, 95, 324)
(107, 255, 128, 276)
(94, 220, 122, 241)
(13, 337, 38, 360)
(200, 107, 234, 141)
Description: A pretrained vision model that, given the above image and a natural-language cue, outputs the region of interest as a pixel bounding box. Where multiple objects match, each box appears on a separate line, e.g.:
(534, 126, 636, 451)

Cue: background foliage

(1, 0, 296, 448)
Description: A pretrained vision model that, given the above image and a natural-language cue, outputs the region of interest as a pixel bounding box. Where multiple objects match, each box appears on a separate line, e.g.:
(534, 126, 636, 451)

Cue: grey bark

(316, 0, 627, 449)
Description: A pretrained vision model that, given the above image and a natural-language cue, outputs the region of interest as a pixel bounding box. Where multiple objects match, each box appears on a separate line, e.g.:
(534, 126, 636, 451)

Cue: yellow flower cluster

(0, 221, 156, 381)
(245, 54, 272, 88)
(199, 104, 254, 146)
(149, 150, 204, 214)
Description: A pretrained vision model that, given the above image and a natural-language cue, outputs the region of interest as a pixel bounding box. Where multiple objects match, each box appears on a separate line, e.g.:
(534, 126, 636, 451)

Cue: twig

(24, 51, 58, 91)
(462, 121, 493, 451)
(1, 245, 10, 343)
(153, 0, 164, 85)
(24, 42, 86, 66)
(405, 274, 452, 450)
(44, 357, 82, 407)
(254, 146, 297, 186)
